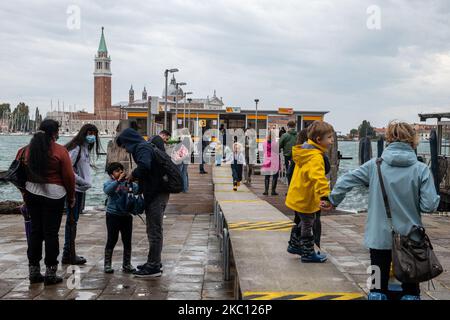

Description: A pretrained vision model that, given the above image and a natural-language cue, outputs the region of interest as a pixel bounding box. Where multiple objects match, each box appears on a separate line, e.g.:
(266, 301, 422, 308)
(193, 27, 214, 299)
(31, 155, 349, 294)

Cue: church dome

(163, 76, 183, 97)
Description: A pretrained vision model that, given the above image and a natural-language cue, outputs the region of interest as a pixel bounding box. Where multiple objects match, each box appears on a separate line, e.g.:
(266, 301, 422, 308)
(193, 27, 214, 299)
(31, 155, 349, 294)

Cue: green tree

(349, 128, 358, 138)
(0, 103, 10, 119)
(11, 102, 30, 132)
(358, 120, 375, 138)
(34, 107, 42, 131)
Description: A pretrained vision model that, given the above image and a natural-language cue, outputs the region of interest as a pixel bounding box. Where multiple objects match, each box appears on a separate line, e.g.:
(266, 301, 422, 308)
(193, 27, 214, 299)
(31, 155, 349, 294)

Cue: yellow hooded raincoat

(285, 139, 330, 214)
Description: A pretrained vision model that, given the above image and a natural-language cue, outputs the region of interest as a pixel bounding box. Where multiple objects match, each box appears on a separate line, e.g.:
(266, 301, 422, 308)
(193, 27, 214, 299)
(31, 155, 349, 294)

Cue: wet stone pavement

(1, 164, 449, 300)
(0, 212, 234, 300)
(320, 213, 450, 300)
(246, 171, 450, 300)
(0, 165, 234, 300)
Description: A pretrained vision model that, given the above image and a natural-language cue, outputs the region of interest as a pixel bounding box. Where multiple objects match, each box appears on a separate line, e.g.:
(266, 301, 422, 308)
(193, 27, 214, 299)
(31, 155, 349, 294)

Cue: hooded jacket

(285, 139, 330, 214)
(329, 142, 440, 250)
(103, 179, 139, 216)
(279, 128, 297, 158)
(116, 128, 165, 203)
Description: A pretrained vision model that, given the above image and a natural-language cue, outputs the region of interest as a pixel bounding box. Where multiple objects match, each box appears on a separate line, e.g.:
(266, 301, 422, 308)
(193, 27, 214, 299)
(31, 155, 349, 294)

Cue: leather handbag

(376, 158, 443, 283)
(0, 148, 27, 191)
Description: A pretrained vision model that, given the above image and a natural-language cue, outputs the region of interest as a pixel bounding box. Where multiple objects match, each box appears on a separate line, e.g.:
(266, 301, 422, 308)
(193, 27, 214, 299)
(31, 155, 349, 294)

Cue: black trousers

(284, 155, 293, 185)
(369, 249, 420, 296)
(105, 214, 133, 251)
(25, 192, 65, 266)
(264, 172, 279, 184)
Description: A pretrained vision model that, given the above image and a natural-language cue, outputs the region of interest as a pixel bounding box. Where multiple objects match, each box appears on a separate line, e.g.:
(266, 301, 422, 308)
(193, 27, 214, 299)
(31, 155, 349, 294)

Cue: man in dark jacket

(116, 128, 169, 278)
(150, 130, 171, 151)
(279, 121, 297, 185)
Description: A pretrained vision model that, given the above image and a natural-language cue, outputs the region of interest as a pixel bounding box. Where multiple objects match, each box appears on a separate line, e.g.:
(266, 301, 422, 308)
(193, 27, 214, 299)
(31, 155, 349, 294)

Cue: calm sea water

(0, 135, 430, 212)
(0, 135, 113, 209)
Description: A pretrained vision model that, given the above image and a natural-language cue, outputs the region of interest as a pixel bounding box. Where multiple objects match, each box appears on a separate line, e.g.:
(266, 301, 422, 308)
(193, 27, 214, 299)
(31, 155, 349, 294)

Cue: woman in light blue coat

(324, 122, 440, 300)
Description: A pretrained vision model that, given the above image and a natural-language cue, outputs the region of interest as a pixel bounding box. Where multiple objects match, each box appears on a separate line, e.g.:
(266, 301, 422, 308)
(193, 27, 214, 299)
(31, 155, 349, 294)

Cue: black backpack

(150, 143, 183, 193)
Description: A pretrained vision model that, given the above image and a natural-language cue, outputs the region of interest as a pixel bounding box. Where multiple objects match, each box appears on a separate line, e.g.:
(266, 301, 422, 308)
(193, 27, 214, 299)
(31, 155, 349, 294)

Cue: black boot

(299, 236, 315, 257)
(104, 249, 114, 274)
(28, 265, 44, 284)
(44, 265, 63, 286)
(263, 177, 269, 195)
(122, 249, 136, 273)
(287, 225, 303, 256)
(62, 250, 87, 265)
(62, 225, 87, 265)
(271, 176, 278, 195)
(300, 235, 327, 263)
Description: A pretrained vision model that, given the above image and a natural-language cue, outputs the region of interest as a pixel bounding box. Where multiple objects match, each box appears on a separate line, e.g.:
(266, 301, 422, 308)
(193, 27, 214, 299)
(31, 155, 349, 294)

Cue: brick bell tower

(94, 27, 112, 117)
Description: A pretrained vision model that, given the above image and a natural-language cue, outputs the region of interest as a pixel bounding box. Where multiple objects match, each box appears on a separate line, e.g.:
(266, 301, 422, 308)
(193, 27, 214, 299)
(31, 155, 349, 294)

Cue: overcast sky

(1, 0, 450, 133)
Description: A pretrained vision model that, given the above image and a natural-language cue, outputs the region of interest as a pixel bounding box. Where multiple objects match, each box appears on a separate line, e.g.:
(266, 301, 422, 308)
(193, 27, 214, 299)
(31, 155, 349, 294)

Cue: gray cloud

(0, 0, 449, 133)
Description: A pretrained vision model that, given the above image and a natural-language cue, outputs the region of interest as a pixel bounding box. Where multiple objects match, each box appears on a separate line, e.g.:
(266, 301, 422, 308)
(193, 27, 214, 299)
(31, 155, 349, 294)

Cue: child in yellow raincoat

(285, 121, 335, 263)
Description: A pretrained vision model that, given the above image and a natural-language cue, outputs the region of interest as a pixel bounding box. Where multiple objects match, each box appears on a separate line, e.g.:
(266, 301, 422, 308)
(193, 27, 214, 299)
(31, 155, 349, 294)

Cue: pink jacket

(261, 140, 280, 175)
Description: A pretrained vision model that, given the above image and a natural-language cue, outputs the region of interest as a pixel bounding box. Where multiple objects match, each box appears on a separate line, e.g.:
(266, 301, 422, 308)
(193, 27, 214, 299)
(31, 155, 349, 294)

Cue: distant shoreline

(0, 133, 115, 138)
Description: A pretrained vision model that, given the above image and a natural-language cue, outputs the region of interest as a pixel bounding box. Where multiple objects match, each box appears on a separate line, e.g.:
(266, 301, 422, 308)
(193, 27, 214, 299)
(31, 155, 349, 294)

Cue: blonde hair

(307, 120, 334, 143)
(385, 121, 418, 149)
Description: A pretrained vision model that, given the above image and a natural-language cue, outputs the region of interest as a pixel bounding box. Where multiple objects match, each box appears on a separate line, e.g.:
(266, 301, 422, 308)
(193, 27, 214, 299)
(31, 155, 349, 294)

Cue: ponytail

(27, 119, 60, 182)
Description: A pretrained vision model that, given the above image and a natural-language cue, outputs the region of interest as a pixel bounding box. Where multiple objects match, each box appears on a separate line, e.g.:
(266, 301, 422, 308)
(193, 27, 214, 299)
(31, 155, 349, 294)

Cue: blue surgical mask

(86, 135, 96, 144)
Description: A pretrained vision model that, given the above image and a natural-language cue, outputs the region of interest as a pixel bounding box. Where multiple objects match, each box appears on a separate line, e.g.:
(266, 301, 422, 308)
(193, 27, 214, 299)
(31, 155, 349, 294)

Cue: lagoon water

(0, 135, 430, 212)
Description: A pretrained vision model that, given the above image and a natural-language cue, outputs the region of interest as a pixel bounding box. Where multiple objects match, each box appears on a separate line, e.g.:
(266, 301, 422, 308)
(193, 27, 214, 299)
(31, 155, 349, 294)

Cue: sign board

(226, 107, 241, 113)
(278, 107, 294, 115)
(199, 119, 207, 127)
(150, 96, 159, 114)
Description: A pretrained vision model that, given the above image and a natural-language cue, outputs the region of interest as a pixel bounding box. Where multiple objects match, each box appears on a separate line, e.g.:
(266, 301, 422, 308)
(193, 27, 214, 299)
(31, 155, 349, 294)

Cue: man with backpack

(116, 128, 182, 278)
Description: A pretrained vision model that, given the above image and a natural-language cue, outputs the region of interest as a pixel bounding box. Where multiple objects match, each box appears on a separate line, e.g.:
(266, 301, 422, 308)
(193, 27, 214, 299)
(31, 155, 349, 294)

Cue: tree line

(0, 102, 43, 133)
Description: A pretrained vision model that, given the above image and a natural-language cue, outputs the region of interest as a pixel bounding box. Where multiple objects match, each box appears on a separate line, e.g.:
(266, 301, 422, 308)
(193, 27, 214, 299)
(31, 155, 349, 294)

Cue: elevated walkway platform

(212, 165, 365, 300)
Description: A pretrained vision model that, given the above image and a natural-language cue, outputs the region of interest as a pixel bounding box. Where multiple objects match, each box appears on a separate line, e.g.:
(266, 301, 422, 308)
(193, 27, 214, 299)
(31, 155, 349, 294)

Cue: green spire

(98, 27, 108, 53)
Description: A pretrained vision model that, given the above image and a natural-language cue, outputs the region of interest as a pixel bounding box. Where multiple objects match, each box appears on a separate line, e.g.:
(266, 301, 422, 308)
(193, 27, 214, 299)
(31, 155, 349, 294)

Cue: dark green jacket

(279, 129, 297, 157)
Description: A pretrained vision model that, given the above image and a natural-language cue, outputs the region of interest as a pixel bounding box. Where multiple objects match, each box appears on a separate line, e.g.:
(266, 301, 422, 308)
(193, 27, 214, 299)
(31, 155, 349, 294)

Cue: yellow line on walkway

(229, 221, 294, 231)
(262, 224, 294, 231)
(229, 220, 288, 225)
(292, 293, 326, 300)
(215, 190, 252, 193)
(219, 200, 265, 203)
(231, 227, 292, 232)
(243, 291, 365, 300)
(331, 293, 366, 300)
(229, 221, 291, 228)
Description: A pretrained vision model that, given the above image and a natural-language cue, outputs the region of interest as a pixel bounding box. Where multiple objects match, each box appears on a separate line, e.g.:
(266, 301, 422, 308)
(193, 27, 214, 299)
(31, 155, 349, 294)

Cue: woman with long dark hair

(15, 119, 75, 285)
(62, 123, 101, 265)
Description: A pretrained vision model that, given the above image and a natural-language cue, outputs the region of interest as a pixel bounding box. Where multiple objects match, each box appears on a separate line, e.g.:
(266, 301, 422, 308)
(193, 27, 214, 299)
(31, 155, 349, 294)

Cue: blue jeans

(63, 191, 84, 255)
(215, 154, 222, 166)
(231, 161, 243, 183)
(178, 163, 189, 192)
